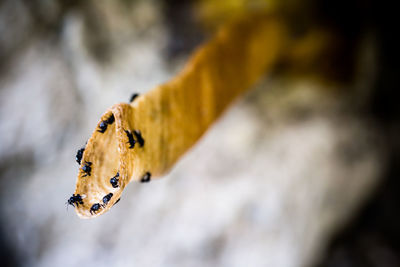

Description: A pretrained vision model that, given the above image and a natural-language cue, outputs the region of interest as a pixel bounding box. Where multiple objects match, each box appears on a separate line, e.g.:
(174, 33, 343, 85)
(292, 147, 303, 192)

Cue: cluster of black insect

(66, 194, 84, 208)
(98, 114, 115, 133)
(124, 129, 145, 149)
(68, 143, 87, 210)
(89, 193, 115, 215)
(76, 143, 93, 178)
(68, 94, 151, 216)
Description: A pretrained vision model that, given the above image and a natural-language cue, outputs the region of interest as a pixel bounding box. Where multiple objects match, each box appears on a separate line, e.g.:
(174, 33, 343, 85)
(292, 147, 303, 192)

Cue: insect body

(106, 114, 115, 125)
(75, 147, 85, 165)
(98, 121, 108, 133)
(81, 161, 92, 177)
(110, 172, 120, 188)
(67, 194, 84, 208)
(129, 93, 139, 103)
(140, 172, 151, 183)
(90, 203, 101, 215)
(125, 130, 136, 149)
(133, 130, 145, 147)
(102, 193, 113, 207)
(97, 114, 115, 133)
(113, 198, 121, 206)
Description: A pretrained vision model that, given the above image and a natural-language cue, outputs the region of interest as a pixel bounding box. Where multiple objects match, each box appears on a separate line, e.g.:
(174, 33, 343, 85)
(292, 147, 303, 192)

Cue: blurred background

(0, 0, 398, 267)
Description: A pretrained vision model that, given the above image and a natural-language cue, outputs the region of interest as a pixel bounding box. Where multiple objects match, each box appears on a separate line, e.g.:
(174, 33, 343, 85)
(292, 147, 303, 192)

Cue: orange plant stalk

(73, 13, 287, 218)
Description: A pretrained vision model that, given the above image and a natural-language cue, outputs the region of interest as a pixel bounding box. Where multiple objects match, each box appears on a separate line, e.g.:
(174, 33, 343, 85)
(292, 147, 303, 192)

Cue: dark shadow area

(0, 227, 18, 267)
(315, 0, 400, 266)
(162, 0, 205, 60)
(0, 152, 35, 267)
(316, 150, 400, 267)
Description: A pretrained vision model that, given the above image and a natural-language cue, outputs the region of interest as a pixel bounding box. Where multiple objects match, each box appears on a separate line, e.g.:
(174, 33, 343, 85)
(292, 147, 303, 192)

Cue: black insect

(81, 161, 92, 177)
(125, 130, 136, 149)
(75, 147, 85, 165)
(129, 93, 139, 103)
(66, 194, 84, 208)
(97, 121, 108, 133)
(97, 114, 115, 133)
(106, 114, 115, 125)
(133, 130, 145, 147)
(110, 172, 120, 188)
(90, 203, 101, 215)
(140, 172, 151, 183)
(113, 198, 121, 206)
(102, 193, 113, 207)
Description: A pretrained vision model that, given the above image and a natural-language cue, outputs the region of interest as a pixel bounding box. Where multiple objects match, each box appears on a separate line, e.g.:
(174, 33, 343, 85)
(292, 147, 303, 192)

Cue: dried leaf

(73, 13, 287, 218)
